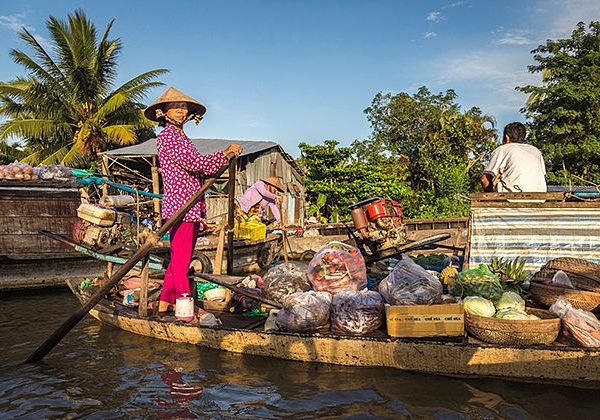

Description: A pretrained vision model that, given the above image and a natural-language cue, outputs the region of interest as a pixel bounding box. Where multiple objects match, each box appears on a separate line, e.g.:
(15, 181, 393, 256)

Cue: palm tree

(0, 10, 167, 167)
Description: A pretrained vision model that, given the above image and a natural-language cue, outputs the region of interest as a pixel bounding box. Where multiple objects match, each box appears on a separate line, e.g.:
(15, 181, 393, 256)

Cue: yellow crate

(235, 220, 266, 241)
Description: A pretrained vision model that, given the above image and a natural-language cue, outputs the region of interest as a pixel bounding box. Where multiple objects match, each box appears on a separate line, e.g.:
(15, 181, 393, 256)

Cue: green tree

(298, 140, 412, 221)
(518, 21, 600, 184)
(0, 10, 167, 167)
(355, 86, 496, 216)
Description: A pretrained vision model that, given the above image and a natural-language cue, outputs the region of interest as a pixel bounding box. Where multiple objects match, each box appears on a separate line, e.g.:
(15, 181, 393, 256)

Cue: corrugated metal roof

(101, 137, 280, 157)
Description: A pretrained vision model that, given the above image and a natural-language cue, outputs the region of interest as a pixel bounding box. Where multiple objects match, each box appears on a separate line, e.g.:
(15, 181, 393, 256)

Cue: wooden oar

(195, 273, 283, 309)
(25, 159, 235, 363)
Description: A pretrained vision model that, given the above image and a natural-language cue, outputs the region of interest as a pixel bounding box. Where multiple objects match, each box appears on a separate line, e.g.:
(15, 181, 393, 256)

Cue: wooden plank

(470, 192, 565, 202)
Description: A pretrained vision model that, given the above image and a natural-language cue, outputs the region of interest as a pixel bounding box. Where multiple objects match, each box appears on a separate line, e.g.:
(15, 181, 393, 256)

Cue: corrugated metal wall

(206, 149, 305, 225)
(468, 206, 600, 272)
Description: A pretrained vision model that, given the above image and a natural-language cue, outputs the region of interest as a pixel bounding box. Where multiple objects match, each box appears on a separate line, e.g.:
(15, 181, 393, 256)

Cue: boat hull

(84, 294, 600, 389)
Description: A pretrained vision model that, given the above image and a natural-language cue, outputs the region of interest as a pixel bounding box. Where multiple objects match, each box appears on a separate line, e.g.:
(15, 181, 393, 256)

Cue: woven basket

(465, 308, 560, 346)
(543, 258, 600, 282)
(532, 268, 600, 293)
(200, 288, 232, 312)
(529, 282, 600, 312)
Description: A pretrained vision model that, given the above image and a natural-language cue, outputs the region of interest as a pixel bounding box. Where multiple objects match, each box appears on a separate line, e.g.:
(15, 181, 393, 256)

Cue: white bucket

(175, 293, 195, 322)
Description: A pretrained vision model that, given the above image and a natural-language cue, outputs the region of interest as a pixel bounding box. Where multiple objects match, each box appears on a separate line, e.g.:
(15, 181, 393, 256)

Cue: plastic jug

(175, 293, 195, 322)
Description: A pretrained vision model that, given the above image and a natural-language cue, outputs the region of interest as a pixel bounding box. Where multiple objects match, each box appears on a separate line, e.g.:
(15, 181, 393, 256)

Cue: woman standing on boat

(144, 87, 242, 322)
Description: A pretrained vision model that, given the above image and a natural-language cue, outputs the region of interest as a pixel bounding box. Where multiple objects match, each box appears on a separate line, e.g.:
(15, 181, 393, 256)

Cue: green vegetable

(494, 308, 530, 320)
(496, 291, 525, 312)
(452, 264, 505, 303)
(463, 296, 496, 317)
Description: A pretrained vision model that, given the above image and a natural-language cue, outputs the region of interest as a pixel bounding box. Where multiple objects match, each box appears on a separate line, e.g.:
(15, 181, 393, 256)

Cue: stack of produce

(0, 162, 37, 180)
(330, 290, 384, 335)
(276, 291, 332, 332)
(463, 291, 538, 320)
(451, 264, 505, 303)
(307, 241, 367, 295)
(378, 255, 442, 305)
(262, 262, 311, 303)
(550, 296, 600, 347)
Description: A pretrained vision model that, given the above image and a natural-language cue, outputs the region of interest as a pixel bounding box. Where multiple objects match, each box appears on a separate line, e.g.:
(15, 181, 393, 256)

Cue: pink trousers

(160, 221, 201, 304)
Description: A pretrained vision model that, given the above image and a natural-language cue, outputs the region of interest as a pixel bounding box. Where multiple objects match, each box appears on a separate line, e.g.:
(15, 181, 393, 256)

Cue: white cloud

(443, 1, 466, 9)
(0, 14, 29, 32)
(423, 32, 437, 39)
(544, 0, 600, 37)
(493, 35, 531, 45)
(426, 12, 442, 23)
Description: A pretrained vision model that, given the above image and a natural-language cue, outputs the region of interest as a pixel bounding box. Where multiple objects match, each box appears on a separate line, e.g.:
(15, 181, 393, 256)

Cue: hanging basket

(465, 308, 560, 346)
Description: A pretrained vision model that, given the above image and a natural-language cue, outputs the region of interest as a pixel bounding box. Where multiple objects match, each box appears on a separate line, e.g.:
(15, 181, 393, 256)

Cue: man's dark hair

(503, 122, 526, 143)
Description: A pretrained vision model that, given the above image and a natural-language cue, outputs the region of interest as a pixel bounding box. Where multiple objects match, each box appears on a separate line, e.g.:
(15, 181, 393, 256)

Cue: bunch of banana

(440, 265, 458, 287)
(489, 257, 527, 285)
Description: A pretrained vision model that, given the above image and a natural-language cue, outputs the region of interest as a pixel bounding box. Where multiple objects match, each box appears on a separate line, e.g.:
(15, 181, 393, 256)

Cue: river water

(1, 288, 599, 419)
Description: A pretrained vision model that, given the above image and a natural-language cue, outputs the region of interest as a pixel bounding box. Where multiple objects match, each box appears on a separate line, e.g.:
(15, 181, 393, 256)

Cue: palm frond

(103, 124, 137, 145)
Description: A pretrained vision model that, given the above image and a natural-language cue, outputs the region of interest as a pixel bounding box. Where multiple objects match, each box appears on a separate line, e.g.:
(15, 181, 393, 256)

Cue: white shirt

(484, 143, 546, 192)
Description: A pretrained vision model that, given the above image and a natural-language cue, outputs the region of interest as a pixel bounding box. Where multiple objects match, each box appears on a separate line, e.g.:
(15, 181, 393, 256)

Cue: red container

(365, 199, 387, 221)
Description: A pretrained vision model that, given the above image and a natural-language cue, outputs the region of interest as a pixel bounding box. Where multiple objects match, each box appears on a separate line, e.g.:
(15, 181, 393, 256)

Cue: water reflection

(1, 289, 599, 418)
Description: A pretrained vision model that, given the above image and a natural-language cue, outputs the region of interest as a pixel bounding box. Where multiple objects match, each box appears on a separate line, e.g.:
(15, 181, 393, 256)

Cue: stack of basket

(530, 258, 600, 312)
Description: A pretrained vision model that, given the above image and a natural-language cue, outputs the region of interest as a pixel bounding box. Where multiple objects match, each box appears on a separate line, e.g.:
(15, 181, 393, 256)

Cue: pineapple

(440, 265, 458, 287)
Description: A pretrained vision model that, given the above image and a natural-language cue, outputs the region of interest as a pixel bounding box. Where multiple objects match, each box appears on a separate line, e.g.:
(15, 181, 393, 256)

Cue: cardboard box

(385, 303, 464, 338)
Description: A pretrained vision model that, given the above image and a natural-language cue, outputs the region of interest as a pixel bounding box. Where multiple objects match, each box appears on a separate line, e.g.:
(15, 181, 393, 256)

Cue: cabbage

(463, 296, 496, 317)
(495, 291, 525, 312)
(494, 308, 530, 320)
(528, 314, 540, 320)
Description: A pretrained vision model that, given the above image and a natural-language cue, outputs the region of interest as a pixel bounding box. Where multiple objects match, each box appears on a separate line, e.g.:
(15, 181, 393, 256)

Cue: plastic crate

(235, 220, 266, 241)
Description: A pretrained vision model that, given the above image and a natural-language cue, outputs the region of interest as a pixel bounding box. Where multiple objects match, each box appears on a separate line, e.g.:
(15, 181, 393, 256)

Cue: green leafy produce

(496, 291, 525, 312)
(494, 308, 530, 320)
(463, 296, 496, 317)
(452, 264, 505, 303)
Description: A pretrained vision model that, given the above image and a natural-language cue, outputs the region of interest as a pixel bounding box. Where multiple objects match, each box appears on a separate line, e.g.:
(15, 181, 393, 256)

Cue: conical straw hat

(262, 177, 284, 192)
(144, 87, 207, 122)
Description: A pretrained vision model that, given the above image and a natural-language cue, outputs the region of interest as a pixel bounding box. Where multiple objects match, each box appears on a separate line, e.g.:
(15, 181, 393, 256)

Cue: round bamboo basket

(465, 308, 560, 346)
(530, 282, 600, 312)
(200, 288, 232, 312)
(543, 257, 600, 274)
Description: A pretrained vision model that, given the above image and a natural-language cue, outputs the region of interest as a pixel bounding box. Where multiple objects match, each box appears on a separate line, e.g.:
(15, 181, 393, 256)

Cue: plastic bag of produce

(378, 255, 443, 305)
(0, 161, 37, 180)
(463, 296, 496, 317)
(276, 291, 332, 332)
(330, 290, 385, 335)
(495, 291, 525, 312)
(452, 263, 504, 303)
(494, 308, 530, 320)
(307, 241, 367, 294)
(262, 262, 311, 303)
(36, 164, 75, 181)
(550, 297, 600, 347)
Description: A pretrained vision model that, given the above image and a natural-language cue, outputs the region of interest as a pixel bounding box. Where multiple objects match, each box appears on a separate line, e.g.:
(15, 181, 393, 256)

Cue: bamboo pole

(213, 216, 227, 275)
(226, 159, 237, 275)
(138, 255, 149, 317)
(100, 155, 110, 197)
(25, 160, 233, 363)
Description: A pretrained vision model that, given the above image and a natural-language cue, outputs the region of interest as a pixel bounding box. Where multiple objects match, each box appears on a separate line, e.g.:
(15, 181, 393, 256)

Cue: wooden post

(226, 158, 237, 275)
(213, 216, 226, 275)
(151, 156, 162, 227)
(100, 155, 110, 197)
(138, 255, 149, 317)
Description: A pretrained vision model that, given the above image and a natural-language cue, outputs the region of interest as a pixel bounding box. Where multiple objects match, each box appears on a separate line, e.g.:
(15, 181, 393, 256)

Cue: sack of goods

(262, 262, 312, 303)
(331, 290, 385, 335)
(378, 255, 442, 305)
(550, 296, 600, 347)
(276, 291, 332, 332)
(307, 241, 367, 295)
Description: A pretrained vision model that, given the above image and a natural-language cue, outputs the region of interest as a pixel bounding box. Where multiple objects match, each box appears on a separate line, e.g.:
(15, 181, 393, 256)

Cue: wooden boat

(66, 277, 600, 389)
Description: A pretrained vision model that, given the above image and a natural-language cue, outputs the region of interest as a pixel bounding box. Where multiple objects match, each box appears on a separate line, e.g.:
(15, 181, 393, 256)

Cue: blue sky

(1, 0, 599, 157)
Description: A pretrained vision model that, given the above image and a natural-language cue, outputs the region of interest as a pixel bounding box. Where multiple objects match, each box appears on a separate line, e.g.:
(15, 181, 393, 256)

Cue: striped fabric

(468, 207, 600, 272)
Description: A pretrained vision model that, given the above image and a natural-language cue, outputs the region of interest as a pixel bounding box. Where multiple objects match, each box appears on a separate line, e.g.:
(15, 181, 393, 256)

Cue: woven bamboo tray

(530, 282, 600, 312)
(465, 308, 560, 346)
(543, 257, 600, 276)
(532, 268, 600, 293)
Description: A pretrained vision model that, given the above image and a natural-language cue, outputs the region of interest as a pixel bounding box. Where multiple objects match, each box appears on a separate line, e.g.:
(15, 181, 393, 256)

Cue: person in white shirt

(481, 122, 546, 192)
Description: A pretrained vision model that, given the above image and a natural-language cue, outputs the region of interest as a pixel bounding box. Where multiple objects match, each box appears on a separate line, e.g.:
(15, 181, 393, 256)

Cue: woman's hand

(224, 144, 243, 159)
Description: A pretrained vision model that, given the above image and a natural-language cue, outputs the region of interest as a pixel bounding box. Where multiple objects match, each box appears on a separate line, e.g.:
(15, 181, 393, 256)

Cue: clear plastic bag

(378, 255, 442, 305)
(262, 262, 311, 303)
(550, 297, 600, 347)
(307, 241, 367, 295)
(548, 270, 575, 289)
(331, 290, 384, 335)
(275, 291, 332, 332)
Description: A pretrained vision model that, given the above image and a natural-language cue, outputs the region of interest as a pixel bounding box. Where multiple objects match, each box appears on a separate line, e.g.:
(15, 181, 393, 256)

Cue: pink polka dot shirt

(157, 124, 228, 222)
